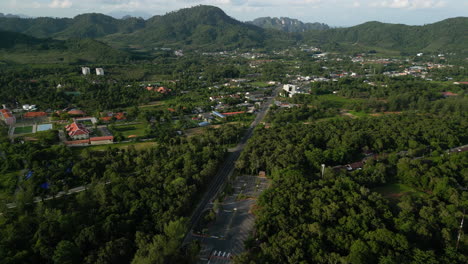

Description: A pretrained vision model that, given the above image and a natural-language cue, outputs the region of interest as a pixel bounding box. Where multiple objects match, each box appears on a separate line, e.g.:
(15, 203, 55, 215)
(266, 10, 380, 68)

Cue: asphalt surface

(183, 86, 281, 244)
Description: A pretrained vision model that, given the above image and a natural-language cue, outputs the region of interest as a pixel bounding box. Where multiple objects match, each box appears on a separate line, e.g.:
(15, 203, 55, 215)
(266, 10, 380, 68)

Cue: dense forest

(0, 124, 244, 263)
(234, 100, 468, 263)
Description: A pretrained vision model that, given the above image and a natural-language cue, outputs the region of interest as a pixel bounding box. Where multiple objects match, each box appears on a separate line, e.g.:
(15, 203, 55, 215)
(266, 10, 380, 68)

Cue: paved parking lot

(188, 175, 269, 263)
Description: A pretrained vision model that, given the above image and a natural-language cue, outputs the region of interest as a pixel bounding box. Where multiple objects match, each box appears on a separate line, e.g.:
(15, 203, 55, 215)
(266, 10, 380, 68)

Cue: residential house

(0, 108, 16, 126)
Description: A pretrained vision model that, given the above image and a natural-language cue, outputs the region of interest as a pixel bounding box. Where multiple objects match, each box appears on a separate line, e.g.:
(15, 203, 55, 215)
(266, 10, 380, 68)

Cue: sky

(2, 0, 467, 26)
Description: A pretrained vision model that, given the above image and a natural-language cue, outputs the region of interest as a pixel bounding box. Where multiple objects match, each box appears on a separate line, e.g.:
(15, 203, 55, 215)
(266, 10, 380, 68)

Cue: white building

(82, 67, 90, 75)
(96, 68, 105, 76)
(283, 84, 301, 98)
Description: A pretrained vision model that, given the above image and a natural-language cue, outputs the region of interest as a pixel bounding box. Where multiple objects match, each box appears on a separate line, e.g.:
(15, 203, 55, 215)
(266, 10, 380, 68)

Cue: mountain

(0, 13, 30, 18)
(248, 17, 329, 32)
(107, 11, 152, 20)
(0, 6, 465, 53)
(0, 13, 145, 39)
(0, 31, 132, 64)
(305, 17, 468, 53)
(104, 5, 278, 50)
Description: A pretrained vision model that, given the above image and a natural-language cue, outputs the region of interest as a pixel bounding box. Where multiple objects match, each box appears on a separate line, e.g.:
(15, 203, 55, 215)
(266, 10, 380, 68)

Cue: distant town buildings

(96, 68, 105, 76)
(82, 67, 91, 75)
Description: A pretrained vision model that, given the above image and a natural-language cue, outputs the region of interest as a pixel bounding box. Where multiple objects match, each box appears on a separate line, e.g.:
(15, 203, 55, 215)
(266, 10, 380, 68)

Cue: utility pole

(456, 209, 465, 250)
(321, 164, 325, 178)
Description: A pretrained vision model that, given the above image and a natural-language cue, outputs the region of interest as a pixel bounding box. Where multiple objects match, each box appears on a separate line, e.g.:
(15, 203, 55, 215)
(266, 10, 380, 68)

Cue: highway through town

(183, 85, 281, 244)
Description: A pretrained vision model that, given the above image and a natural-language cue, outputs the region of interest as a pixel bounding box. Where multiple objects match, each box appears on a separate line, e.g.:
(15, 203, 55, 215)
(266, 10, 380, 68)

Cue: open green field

(348, 111, 369, 117)
(373, 183, 428, 200)
(316, 94, 365, 108)
(111, 123, 147, 137)
(14, 126, 33, 134)
(251, 81, 273, 88)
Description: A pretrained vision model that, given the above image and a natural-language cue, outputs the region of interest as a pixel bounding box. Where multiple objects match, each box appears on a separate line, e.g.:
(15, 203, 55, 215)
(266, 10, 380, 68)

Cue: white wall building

(283, 84, 302, 98)
(82, 67, 90, 75)
(96, 68, 105, 76)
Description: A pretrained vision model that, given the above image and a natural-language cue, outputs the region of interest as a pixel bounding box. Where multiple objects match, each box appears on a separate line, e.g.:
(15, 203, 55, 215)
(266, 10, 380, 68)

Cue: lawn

(111, 123, 147, 137)
(14, 126, 33, 134)
(373, 183, 428, 200)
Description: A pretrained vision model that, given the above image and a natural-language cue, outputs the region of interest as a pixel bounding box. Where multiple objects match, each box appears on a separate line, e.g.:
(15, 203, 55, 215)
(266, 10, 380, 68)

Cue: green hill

(0, 6, 465, 53)
(105, 5, 272, 50)
(0, 13, 145, 39)
(0, 31, 131, 64)
(306, 17, 468, 53)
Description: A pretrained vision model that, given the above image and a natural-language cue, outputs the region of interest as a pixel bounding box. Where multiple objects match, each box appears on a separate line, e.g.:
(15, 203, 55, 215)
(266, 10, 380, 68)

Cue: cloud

(371, 0, 446, 9)
(49, 0, 73, 8)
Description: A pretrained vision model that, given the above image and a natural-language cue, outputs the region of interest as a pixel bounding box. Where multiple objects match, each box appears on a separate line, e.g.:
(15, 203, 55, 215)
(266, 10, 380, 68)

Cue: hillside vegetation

(0, 31, 131, 64)
(0, 6, 466, 53)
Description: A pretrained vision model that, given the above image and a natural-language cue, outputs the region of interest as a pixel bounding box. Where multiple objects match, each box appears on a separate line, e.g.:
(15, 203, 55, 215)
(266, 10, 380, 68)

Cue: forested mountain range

(305, 17, 468, 53)
(0, 5, 466, 53)
(248, 17, 329, 32)
(0, 31, 131, 64)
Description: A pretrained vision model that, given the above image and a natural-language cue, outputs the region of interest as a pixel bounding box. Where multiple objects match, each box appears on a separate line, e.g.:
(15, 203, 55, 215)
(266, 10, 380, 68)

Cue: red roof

(222, 111, 245, 116)
(442, 91, 458, 97)
(0, 109, 14, 118)
(24, 112, 47, 118)
(68, 110, 86, 116)
(65, 122, 90, 137)
(115, 112, 126, 120)
(90, 136, 114, 141)
(100, 116, 112, 121)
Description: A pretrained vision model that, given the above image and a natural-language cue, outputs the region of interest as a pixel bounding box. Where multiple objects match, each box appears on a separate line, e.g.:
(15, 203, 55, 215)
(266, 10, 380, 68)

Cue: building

(65, 122, 90, 140)
(96, 68, 105, 76)
(283, 84, 301, 98)
(82, 67, 90, 75)
(0, 108, 16, 126)
(23, 112, 47, 118)
(90, 136, 114, 145)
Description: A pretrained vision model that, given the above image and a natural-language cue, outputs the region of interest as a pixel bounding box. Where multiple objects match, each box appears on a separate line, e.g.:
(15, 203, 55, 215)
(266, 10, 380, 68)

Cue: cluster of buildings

(65, 121, 114, 146)
(82, 67, 105, 76)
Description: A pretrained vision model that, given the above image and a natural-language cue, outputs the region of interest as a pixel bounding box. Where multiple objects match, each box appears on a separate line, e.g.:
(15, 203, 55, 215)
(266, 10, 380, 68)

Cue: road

(183, 85, 281, 244)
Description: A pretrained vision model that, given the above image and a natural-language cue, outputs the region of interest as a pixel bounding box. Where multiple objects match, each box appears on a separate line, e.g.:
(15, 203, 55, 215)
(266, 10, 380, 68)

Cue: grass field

(316, 94, 365, 108)
(373, 183, 427, 200)
(14, 126, 33, 134)
(111, 123, 147, 137)
(348, 111, 369, 117)
(251, 81, 273, 88)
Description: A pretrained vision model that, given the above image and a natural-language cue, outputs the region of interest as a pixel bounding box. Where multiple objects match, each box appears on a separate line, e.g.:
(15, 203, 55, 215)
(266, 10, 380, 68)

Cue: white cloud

(372, 0, 446, 9)
(49, 0, 73, 8)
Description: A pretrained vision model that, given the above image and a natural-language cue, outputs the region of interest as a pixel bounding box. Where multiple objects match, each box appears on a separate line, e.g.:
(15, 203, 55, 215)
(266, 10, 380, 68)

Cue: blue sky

(2, 0, 467, 26)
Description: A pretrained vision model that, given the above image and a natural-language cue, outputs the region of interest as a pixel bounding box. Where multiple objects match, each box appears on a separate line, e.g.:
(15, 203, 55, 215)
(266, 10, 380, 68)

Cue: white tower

(96, 68, 105, 76)
(82, 67, 90, 75)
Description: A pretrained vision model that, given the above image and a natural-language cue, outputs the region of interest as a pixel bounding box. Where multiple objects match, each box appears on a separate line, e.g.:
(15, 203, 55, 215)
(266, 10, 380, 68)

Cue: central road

(183, 86, 281, 243)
